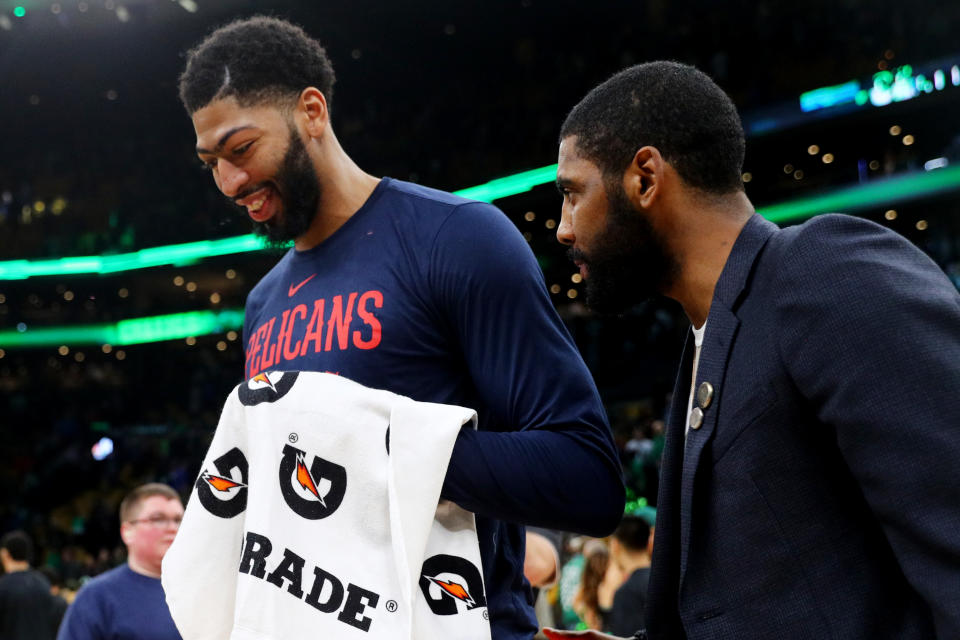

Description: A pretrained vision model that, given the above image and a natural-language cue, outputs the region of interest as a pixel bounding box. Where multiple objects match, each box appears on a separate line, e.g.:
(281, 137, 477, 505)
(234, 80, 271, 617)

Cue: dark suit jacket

(645, 214, 960, 639)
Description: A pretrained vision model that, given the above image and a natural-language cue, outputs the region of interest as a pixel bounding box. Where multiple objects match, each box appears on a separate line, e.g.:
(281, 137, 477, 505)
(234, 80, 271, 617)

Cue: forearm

(441, 426, 624, 536)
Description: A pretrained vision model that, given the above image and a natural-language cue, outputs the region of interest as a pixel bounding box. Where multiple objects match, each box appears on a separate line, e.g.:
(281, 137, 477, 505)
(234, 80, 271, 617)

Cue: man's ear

(298, 87, 329, 139)
(119, 522, 134, 547)
(623, 146, 665, 210)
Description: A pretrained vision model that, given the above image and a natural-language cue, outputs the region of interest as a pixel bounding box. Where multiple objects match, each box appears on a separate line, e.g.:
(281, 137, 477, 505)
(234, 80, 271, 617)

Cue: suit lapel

(678, 215, 780, 594)
(645, 333, 695, 638)
(678, 305, 739, 581)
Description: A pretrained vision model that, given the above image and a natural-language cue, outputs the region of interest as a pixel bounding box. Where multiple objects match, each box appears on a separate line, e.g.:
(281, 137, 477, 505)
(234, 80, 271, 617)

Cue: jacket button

(689, 407, 704, 430)
(697, 381, 714, 409)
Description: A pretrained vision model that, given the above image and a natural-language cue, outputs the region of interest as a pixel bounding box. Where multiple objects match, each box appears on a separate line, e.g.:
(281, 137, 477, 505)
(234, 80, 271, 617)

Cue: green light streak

(799, 80, 861, 112)
(3, 162, 960, 279)
(114, 309, 245, 345)
(757, 165, 960, 223)
(0, 235, 266, 280)
(0, 309, 245, 348)
(453, 164, 559, 202)
(1, 323, 116, 348)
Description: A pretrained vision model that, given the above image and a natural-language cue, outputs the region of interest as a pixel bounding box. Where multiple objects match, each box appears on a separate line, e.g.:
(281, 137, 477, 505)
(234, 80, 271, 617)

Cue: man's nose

(556, 207, 574, 246)
(216, 159, 249, 198)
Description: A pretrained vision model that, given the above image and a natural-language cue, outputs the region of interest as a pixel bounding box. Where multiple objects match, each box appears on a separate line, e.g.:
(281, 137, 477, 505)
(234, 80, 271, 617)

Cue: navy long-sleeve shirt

(242, 178, 624, 639)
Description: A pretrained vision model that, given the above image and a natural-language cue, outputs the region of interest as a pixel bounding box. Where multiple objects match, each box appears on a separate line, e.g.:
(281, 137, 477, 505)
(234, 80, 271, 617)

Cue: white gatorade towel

(162, 371, 491, 640)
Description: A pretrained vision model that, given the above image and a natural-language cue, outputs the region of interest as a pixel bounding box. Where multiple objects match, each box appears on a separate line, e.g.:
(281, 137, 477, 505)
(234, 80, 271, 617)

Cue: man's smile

(235, 185, 278, 222)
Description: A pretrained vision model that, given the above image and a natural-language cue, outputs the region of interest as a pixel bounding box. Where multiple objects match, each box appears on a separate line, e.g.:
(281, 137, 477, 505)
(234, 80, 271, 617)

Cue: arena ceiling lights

(1, 163, 959, 281)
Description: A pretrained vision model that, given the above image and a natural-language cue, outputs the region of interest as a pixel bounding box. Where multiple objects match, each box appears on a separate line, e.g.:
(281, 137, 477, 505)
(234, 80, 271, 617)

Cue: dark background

(1, 0, 958, 579)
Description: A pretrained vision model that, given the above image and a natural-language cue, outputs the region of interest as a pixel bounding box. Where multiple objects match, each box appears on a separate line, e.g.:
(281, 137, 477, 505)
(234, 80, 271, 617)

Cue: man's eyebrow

(196, 125, 257, 155)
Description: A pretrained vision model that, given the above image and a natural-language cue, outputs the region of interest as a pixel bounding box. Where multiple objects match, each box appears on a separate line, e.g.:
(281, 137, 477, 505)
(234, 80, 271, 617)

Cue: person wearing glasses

(57, 483, 184, 640)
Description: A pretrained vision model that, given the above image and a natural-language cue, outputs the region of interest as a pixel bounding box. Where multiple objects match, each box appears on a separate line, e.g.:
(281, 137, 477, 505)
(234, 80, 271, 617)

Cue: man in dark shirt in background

(0, 530, 59, 640)
(605, 516, 653, 637)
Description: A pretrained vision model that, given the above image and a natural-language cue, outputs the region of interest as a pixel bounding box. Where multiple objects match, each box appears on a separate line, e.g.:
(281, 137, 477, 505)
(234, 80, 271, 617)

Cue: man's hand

(541, 629, 629, 640)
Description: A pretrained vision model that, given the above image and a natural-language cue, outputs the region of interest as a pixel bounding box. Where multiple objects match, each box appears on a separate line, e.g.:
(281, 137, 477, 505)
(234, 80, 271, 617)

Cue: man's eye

(233, 142, 253, 155)
(199, 159, 217, 171)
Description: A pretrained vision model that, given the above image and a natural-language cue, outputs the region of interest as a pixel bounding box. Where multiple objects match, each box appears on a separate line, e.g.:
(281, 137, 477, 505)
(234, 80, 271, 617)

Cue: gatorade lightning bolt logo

(196, 448, 249, 518)
(295, 452, 325, 506)
(252, 372, 277, 391)
(418, 555, 487, 615)
(423, 576, 477, 607)
(202, 472, 247, 493)
(238, 371, 299, 406)
(278, 444, 347, 520)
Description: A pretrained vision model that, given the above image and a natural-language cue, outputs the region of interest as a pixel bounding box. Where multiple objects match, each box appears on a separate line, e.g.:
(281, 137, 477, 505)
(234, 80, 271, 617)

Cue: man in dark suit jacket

(544, 61, 960, 640)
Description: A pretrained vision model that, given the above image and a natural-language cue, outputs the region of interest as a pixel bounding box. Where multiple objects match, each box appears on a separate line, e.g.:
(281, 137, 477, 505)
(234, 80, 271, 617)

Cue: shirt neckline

(291, 177, 391, 258)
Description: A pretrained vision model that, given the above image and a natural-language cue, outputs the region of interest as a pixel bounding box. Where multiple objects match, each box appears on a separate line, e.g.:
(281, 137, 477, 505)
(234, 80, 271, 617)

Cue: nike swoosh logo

(288, 274, 317, 297)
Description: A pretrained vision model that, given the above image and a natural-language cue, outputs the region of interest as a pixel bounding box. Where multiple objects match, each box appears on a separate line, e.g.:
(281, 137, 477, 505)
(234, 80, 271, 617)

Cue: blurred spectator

(605, 515, 654, 636)
(526, 528, 563, 633)
(526, 528, 562, 590)
(558, 536, 587, 629)
(572, 539, 615, 630)
(56, 484, 183, 640)
(0, 529, 60, 640)
(623, 419, 665, 500)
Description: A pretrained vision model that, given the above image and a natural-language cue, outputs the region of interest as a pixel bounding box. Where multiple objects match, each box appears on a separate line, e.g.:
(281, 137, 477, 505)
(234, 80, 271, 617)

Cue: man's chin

(582, 277, 657, 315)
(253, 218, 297, 247)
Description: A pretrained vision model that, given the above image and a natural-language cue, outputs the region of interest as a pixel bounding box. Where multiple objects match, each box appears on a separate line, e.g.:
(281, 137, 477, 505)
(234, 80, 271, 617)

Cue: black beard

(250, 127, 322, 247)
(569, 184, 678, 315)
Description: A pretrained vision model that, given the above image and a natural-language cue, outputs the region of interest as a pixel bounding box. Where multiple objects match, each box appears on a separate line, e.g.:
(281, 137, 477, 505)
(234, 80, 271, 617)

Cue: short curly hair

(0, 530, 33, 563)
(561, 61, 744, 194)
(179, 15, 336, 114)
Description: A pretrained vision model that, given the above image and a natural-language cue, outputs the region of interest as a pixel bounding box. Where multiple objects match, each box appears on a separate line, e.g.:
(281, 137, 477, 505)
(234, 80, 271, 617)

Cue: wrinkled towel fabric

(162, 371, 490, 640)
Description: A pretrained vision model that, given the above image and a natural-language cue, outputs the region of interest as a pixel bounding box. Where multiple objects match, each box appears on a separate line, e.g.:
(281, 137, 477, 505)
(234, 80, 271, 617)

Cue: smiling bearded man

(176, 16, 624, 640)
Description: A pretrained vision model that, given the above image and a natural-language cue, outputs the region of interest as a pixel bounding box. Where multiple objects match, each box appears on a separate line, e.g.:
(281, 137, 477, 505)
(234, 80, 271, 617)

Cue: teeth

(249, 196, 266, 212)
